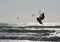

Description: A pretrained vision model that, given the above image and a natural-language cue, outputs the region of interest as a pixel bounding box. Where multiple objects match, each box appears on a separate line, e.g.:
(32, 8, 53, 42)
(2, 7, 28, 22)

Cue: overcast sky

(0, 0, 60, 23)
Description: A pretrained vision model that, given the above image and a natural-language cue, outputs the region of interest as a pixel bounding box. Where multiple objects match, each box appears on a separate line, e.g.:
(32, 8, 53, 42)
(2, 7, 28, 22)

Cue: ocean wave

(0, 22, 60, 28)
(19, 22, 60, 26)
(0, 31, 60, 41)
(0, 22, 60, 41)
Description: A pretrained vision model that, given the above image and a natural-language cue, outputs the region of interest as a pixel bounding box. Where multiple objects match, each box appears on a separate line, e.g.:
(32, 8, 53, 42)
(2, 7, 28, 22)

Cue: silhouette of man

(36, 13, 45, 24)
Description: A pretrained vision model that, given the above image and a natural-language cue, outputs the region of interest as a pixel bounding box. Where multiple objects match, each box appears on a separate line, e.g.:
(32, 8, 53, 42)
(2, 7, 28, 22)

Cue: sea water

(0, 23, 60, 42)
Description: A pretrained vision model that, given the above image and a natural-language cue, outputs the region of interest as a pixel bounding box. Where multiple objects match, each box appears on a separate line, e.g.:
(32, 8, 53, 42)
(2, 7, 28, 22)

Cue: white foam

(0, 22, 59, 27)
(18, 22, 60, 26)
(0, 40, 41, 42)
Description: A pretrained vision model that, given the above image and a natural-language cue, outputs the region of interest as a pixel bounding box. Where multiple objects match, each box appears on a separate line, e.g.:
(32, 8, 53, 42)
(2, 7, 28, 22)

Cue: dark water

(0, 23, 60, 42)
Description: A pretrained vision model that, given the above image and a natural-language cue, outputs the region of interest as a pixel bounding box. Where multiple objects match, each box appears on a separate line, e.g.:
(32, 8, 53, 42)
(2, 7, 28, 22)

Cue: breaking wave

(0, 22, 60, 41)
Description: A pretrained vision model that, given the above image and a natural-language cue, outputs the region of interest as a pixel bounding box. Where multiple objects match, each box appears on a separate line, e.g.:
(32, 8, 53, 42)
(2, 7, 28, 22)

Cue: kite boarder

(36, 13, 45, 24)
(32, 10, 45, 24)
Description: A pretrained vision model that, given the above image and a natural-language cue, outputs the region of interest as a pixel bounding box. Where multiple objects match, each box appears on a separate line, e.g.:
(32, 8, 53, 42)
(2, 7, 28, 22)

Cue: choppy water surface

(0, 23, 60, 42)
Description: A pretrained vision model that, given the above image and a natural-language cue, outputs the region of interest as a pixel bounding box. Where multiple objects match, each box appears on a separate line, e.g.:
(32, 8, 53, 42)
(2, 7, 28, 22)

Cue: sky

(0, 0, 60, 23)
